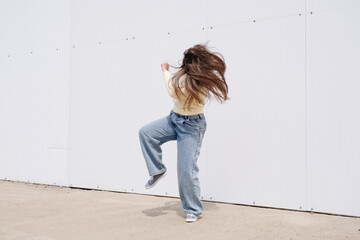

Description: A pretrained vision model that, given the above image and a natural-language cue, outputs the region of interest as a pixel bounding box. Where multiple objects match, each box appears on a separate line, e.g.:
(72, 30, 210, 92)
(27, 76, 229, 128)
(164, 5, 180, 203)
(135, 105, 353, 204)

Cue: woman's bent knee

(139, 126, 146, 138)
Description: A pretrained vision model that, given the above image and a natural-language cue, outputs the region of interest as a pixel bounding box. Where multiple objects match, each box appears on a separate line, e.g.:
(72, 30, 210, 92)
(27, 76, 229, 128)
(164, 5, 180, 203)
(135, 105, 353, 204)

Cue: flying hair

(168, 41, 230, 111)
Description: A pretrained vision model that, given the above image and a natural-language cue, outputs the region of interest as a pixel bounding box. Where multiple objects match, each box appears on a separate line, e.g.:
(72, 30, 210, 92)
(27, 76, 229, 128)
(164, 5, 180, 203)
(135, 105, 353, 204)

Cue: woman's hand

(161, 62, 169, 72)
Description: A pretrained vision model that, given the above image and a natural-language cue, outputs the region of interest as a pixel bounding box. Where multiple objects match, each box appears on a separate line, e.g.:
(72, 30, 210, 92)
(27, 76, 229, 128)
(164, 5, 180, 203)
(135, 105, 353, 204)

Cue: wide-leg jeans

(138, 109, 207, 216)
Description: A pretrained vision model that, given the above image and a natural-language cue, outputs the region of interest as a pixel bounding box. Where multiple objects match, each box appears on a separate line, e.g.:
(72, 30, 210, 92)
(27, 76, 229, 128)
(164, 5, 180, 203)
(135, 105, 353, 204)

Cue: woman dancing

(139, 42, 229, 222)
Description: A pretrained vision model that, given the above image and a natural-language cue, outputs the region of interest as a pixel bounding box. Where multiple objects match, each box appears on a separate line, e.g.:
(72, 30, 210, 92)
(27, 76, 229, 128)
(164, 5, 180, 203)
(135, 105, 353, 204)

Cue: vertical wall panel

(306, 1, 360, 216)
(69, 41, 133, 190)
(0, 0, 71, 186)
(206, 2, 306, 210)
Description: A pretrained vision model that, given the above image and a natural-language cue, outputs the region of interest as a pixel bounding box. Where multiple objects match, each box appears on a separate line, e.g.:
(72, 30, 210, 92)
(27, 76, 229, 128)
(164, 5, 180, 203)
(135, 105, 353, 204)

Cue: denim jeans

(138, 109, 207, 216)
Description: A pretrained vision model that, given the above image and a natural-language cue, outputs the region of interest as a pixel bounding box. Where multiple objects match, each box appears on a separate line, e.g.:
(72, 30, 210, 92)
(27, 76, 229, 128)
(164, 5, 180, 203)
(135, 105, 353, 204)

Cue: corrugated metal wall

(0, 0, 359, 217)
(0, 0, 71, 186)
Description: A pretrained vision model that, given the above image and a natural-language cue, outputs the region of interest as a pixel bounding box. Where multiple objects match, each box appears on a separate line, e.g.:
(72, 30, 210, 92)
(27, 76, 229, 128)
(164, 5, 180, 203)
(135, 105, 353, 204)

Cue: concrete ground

(0, 180, 359, 240)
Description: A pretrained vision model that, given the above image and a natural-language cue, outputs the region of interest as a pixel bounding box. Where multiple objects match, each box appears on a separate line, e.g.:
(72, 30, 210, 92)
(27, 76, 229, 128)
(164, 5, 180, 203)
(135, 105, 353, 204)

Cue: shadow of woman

(142, 200, 219, 218)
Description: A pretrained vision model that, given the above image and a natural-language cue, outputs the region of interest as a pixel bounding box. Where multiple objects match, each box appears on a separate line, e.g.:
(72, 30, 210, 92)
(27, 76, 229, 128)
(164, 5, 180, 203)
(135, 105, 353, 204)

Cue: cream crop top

(163, 70, 206, 116)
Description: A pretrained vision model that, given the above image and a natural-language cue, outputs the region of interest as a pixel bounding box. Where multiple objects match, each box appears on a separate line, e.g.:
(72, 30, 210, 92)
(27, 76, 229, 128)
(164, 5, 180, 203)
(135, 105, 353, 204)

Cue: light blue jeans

(138, 109, 207, 216)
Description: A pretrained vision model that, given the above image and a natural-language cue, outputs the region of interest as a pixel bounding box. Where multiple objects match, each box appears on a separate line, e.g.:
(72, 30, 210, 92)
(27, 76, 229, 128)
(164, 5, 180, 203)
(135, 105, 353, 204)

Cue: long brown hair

(169, 42, 230, 111)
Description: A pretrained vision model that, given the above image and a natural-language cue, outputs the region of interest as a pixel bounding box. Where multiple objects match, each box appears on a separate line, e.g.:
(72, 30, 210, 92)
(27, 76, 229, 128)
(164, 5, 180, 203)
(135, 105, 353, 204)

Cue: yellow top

(163, 70, 206, 115)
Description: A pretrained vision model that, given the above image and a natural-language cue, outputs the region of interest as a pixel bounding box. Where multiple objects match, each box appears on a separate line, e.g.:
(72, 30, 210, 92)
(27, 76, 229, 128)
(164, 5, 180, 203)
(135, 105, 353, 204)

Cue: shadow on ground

(142, 200, 219, 218)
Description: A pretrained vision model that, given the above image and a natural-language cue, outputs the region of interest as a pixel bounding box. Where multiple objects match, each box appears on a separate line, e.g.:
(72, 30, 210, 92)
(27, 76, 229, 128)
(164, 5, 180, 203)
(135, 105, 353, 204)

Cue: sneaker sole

(185, 218, 198, 222)
(145, 171, 167, 189)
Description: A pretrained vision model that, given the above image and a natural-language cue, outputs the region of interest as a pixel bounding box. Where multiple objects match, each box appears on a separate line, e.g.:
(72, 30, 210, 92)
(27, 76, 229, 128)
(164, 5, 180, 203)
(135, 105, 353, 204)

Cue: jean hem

(150, 168, 167, 177)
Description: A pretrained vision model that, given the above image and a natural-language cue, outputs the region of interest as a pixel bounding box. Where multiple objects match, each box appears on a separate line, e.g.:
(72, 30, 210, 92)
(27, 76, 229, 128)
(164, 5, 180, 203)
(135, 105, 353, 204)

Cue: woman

(138, 42, 229, 223)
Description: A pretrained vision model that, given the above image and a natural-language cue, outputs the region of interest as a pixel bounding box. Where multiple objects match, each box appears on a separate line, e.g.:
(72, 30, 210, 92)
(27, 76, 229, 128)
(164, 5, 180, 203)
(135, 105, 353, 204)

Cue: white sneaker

(185, 212, 199, 222)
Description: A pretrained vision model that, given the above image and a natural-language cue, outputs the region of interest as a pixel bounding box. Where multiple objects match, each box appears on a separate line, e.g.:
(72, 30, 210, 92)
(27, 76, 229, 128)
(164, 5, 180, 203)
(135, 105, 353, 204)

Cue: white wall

(0, 0, 71, 186)
(0, 0, 359, 217)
